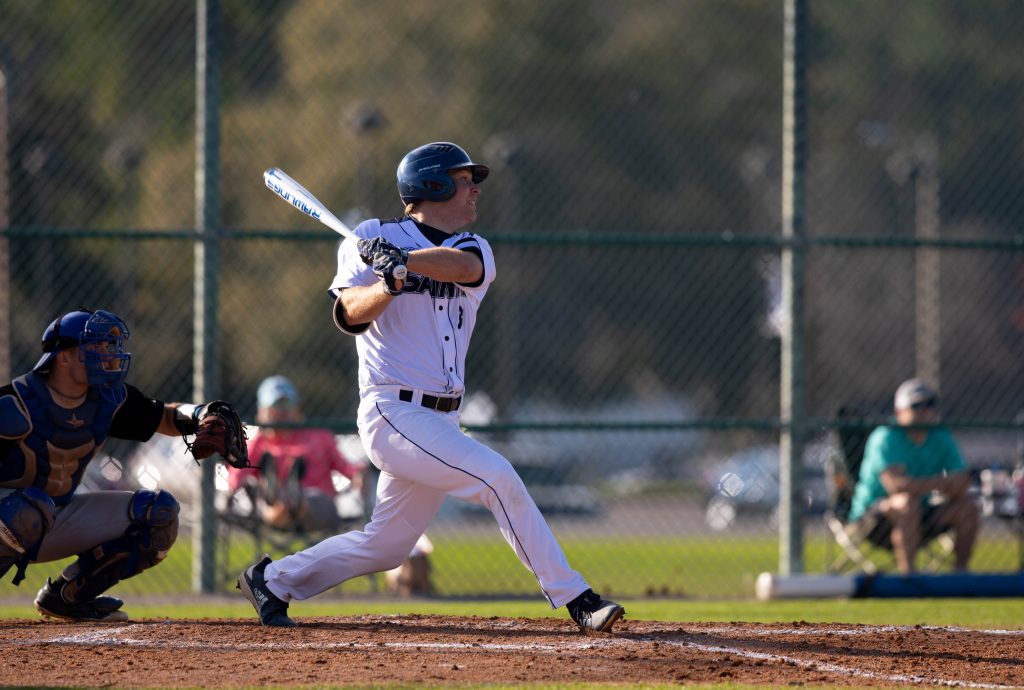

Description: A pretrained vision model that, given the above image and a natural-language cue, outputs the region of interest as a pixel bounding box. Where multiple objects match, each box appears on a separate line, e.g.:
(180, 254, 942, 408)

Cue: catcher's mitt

(185, 400, 250, 468)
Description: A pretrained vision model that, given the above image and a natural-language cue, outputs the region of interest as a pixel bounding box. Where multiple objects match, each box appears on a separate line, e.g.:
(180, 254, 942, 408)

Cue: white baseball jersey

(263, 215, 590, 610)
(328, 216, 496, 396)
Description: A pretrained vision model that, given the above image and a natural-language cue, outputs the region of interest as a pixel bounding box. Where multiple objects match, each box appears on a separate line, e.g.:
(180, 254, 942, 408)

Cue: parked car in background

(446, 435, 603, 518)
(505, 391, 706, 494)
(701, 441, 831, 531)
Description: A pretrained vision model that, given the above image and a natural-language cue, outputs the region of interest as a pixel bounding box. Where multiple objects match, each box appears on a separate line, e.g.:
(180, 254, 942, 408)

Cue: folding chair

(215, 456, 370, 590)
(824, 405, 955, 575)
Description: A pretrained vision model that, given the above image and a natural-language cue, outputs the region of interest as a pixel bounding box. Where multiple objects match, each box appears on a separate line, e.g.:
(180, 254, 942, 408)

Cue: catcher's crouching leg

(35, 490, 179, 621)
(0, 488, 58, 582)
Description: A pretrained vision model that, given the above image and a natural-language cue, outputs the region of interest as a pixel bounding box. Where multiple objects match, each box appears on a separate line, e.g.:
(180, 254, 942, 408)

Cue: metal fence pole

(193, 0, 222, 593)
(0, 63, 10, 382)
(913, 137, 941, 389)
(780, 0, 808, 575)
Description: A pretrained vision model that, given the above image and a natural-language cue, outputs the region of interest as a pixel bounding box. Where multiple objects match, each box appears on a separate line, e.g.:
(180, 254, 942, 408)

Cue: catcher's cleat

(237, 555, 296, 627)
(34, 577, 128, 622)
(567, 589, 624, 633)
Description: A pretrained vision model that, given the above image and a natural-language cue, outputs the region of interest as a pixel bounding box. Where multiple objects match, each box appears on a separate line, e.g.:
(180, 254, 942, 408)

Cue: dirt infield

(2, 615, 1023, 688)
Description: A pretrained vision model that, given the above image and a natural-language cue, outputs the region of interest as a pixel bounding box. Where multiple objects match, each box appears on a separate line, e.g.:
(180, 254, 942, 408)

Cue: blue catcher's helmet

(33, 309, 132, 393)
(397, 142, 489, 204)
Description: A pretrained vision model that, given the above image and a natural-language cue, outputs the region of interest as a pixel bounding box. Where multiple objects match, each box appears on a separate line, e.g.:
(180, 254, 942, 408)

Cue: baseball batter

(239, 142, 624, 632)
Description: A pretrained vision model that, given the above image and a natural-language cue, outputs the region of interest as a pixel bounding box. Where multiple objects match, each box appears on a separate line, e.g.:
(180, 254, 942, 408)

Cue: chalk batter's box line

(7, 623, 1024, 690)
(683, 624, 1024, 636)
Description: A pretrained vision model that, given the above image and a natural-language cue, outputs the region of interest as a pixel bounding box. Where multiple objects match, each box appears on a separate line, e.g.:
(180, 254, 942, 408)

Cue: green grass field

(3, 530, 1019, 600)
(3, 531, 1023, 627)
(4, 593, 1024, 629)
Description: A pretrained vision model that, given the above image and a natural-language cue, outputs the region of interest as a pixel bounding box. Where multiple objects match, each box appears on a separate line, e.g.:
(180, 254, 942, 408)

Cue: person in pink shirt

(228, 376, 362, 532)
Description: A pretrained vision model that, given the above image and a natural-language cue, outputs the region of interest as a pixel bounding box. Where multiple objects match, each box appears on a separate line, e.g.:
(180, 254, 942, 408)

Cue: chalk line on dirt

(5, 622, 1022, 689)
(642, 636, 1021, 689)
(683, 624, 1024, 637)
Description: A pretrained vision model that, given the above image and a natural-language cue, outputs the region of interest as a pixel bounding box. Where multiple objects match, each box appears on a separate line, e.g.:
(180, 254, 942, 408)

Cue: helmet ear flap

(397, 142, 488, 204)
(420, 175, 456, 201)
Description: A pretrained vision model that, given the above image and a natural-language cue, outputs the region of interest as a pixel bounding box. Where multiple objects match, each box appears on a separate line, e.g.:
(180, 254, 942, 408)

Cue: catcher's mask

(34, 308, 132, 399)
(396, 142, 489, 204)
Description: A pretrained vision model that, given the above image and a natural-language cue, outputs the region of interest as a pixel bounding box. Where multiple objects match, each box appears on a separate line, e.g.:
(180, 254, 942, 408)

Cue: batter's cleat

(237, 555, 296, 627)
(567, 589, 625, 633)
(34, 577, 128, 622)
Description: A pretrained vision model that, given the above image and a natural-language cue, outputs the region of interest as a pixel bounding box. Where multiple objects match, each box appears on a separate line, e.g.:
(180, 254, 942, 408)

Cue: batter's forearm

(407, 247, 482, 284)
(338, 285, 395, 326)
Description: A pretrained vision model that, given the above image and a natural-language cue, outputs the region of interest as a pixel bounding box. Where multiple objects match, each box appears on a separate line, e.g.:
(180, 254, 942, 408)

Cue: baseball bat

(262, 167, 407, 283)
(262, 167, 358, 242)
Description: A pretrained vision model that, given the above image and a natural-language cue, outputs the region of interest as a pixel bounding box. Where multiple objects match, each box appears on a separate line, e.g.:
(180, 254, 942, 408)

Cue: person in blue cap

(226, 375, 363, 532)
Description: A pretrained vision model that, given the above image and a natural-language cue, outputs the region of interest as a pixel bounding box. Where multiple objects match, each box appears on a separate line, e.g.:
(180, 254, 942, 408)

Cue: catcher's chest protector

(4, 373, 121, 505)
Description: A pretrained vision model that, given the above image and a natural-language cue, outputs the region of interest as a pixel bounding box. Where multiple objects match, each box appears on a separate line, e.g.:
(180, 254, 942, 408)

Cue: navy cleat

(34, 577, 128, 622)
(567, 589, 624, 632)
(237, 555, 296, 627)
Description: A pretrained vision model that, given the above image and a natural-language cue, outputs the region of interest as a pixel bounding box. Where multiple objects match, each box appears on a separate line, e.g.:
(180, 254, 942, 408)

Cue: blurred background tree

(1, 0, 1022, 422)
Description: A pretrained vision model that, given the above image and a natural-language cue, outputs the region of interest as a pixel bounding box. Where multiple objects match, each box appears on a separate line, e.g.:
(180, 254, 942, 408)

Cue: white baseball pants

(264, 386, 590, 608)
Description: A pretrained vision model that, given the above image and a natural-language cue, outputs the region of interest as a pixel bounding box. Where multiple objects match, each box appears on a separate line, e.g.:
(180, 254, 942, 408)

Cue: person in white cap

(847, 378, 979, 574)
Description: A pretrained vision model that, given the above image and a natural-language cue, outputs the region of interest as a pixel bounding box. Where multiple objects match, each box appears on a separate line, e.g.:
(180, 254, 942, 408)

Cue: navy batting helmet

(34, 309, 132, 394)
(397, 142, 489, 204)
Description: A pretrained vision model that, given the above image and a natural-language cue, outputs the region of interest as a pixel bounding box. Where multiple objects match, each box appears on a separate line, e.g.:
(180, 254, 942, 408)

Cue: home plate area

(2, 615, 1023, 687)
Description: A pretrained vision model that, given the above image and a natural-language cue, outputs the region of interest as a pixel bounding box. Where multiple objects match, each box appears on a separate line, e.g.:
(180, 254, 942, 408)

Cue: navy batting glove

(356, 238, 377, 264)
(358, 237, 407, 266)
(372, 252, 408, 296)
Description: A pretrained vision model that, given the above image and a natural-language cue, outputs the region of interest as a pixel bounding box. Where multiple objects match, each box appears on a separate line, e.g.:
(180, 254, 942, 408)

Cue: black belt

(399, 389, 462, 412)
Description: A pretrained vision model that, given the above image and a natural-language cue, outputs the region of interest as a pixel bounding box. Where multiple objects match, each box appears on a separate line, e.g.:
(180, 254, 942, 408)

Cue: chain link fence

(2, 1, 1024, 600)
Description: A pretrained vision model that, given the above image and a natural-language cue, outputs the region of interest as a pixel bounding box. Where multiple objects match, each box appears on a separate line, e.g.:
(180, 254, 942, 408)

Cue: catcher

(0, 308, 248, 621)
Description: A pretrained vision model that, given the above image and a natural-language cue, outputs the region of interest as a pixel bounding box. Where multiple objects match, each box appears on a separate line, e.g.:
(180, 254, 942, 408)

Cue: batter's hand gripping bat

(262, 167, 407, 281)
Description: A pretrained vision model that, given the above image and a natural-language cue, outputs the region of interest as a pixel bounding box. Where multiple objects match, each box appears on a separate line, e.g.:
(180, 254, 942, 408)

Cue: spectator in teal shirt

(848, 378, 979, 574)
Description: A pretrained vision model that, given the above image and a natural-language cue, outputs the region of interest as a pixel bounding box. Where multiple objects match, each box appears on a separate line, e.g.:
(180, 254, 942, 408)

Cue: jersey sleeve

(108, 385, 165, 442)
(451, 234, 496, 293)
(328, 219, 380, 295)
(328, 219, 381, 336)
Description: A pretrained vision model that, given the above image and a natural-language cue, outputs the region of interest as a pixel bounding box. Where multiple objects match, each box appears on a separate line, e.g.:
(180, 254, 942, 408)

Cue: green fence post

(193, 0, 222, 594)
(780, 0, 808, 576)
(0, 62, 9, 382)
